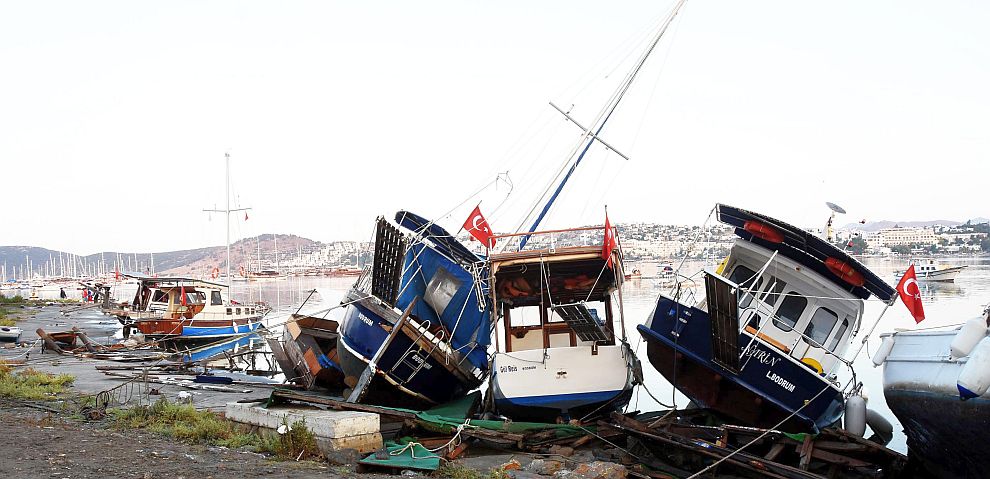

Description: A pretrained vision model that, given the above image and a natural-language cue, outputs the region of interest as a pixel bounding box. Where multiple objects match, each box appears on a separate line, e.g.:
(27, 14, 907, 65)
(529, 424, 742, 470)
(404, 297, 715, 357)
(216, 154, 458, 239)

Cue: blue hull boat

(337, 212, 491, 408)
(638, 204, 896, 433)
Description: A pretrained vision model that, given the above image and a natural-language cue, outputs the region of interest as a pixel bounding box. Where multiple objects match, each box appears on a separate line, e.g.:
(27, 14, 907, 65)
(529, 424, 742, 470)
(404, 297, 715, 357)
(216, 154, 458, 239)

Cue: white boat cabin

(489, 230, 624, 354)
(712, 239, 863, 375)
(128, 279, 261, 321)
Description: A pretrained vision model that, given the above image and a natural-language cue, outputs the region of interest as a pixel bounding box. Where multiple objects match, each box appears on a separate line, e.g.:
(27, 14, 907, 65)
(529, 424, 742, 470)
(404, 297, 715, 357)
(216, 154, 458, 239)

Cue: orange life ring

(824, 257, 865, 287)
(743, 220, 784, 244)
(210, 267, 220, 279)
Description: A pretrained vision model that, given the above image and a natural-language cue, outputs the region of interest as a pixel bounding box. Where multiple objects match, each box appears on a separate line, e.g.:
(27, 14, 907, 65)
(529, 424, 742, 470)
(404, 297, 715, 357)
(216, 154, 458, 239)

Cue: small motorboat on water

(0, 326, 22, 342)
(873, 309, 990, 479)
(638, 204, 897, 433)
(894, 258, 966, 283)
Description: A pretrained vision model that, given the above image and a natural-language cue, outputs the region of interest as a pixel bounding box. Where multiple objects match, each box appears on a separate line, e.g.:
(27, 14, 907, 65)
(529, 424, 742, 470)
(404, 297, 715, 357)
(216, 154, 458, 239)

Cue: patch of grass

(111, 399, 321, 460)
(0, 317, 15, 327)
(0, 295, 24, 304)
(0, 366, 75, 400)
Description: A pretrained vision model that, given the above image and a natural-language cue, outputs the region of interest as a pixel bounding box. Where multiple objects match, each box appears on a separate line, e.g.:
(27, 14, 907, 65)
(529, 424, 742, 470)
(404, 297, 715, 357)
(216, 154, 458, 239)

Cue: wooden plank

(271, 389, 417, 420)
(798, 435, 814, 471)
(765, 443, 786, 461)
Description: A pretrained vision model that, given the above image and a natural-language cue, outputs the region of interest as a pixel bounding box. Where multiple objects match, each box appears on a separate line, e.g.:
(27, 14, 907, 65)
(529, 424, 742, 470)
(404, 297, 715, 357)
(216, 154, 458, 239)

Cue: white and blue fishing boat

(487, 227, 641, 422)
(638, 204, 897, 433)
(336, 212, 492, 409)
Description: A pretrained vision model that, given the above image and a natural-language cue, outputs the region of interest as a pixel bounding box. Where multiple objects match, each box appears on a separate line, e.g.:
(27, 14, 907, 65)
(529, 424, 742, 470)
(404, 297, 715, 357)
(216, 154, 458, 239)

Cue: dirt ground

(0, 403, 340, 479)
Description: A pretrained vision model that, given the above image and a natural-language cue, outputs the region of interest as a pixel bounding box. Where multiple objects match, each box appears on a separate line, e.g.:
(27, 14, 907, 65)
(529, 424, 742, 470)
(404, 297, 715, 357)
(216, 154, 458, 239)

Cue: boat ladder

(388, 321, 442, 384)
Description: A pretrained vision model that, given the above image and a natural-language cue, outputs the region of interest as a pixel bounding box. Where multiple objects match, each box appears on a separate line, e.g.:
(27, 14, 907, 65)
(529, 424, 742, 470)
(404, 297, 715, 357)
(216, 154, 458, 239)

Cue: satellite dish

(826, 202, 847, 214)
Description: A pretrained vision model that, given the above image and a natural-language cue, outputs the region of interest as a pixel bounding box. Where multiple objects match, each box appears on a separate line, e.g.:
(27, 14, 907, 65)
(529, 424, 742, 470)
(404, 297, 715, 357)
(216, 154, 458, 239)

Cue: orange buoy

(825, 257, 866, 287)
(742, 220, 784, 243)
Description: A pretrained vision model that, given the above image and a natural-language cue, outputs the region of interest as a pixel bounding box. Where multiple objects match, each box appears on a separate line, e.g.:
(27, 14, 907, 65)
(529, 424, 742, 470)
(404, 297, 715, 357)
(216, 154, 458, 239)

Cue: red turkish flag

(180, 285, 187, 306)
(602, 213, 617, 268)
(896, 265, 925, 323)
(463, 206, 495, 248)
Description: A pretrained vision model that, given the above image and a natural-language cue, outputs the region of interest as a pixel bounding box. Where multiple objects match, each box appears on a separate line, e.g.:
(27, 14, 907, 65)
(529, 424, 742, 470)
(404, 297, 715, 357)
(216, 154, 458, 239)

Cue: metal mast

(204, 153, 251, 294)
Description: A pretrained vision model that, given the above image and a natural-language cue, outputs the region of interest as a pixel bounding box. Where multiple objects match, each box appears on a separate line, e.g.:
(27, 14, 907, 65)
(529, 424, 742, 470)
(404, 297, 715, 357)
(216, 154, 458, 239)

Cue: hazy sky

(2, 1, 987, 254)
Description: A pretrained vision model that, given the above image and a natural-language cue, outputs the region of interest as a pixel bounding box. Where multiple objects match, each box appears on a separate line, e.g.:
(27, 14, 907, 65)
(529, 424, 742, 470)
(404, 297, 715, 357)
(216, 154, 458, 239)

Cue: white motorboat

(895, 258, 966, 283)
(874, 310, 990, 478)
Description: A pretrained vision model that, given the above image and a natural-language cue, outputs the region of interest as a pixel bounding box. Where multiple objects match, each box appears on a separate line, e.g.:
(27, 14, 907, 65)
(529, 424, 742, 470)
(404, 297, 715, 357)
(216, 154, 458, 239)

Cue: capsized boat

(487, 226, 641, 422)
(118, 276, 265, 341)
(268, 292, 348, 394)
(335, 212, 491, 409)
(638, 204, 896, 432)
(873, 310, 990, 478)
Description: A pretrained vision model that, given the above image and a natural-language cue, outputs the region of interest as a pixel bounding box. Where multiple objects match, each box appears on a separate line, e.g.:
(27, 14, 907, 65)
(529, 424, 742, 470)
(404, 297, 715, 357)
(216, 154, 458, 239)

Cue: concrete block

(225, 402, 383, 453)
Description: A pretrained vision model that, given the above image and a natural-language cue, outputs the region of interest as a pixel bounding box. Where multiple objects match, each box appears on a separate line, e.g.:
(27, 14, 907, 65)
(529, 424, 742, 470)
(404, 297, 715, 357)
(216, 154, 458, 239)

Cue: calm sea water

(10, 256, 988, 453)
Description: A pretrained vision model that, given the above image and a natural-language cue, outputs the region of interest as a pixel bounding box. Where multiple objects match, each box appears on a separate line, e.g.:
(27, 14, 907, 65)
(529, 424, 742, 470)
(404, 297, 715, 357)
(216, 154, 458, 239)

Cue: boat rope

(389, 418, 476, 460)
(684, 376, 853, 479)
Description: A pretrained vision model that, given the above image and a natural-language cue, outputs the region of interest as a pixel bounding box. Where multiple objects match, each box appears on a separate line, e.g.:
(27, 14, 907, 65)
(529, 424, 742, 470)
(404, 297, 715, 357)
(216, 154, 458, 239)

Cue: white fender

(872, 336, 896, 367)
(951, 317, 988, 359)
(865, 408, 893, 445)
(843, 395, 867, 437)
(958, 337, 990, 400)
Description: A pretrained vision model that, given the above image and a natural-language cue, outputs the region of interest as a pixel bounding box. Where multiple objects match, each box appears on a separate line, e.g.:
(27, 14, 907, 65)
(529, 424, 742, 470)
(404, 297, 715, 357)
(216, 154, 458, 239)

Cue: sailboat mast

(515, 0, 689, 247)
(225, 152, 231, 288)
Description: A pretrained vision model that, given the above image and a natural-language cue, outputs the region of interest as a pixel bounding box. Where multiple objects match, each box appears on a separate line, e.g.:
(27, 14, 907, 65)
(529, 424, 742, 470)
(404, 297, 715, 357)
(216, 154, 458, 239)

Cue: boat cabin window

(728, 265, 764, 308)
(827, 317, 850, 351)
(226, 307, 232, 315)
(211, 291, 223, 306)
(152, 291, 168, 303)
(236, 307, 242, 315)
(773, 292, 806, 332)
(424, 267, 461, 316)
(803, 307, 838, 347)
(759, 277, 787, 307)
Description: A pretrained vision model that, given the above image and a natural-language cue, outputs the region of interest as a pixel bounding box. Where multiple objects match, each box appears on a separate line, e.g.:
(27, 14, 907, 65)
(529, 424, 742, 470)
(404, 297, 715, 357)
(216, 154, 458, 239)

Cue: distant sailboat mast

(203, 153, 251, 294)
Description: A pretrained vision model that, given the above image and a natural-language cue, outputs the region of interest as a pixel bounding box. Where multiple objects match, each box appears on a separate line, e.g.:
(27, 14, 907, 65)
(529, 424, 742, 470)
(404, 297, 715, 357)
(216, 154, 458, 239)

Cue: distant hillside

(841, 220, 962, 232)
(0, 234, 320, 279)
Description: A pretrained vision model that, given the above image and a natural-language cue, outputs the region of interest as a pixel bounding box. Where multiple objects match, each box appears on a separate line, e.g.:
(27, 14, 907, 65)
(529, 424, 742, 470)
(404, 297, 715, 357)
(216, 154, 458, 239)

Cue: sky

(1, 0, 988, 255)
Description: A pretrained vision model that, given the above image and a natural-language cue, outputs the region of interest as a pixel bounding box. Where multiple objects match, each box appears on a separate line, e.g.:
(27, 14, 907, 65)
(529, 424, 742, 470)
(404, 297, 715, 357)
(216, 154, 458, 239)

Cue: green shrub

(0, 366, 75, 400)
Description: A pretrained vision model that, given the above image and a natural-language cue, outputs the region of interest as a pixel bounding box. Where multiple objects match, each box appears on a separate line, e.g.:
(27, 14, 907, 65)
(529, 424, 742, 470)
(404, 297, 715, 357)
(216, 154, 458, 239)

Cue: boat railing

(491, 226, 609, 254)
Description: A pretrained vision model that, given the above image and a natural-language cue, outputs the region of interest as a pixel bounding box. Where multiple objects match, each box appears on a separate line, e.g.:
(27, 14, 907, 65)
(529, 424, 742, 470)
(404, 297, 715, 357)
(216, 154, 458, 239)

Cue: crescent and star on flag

(896, 264, 925, 323)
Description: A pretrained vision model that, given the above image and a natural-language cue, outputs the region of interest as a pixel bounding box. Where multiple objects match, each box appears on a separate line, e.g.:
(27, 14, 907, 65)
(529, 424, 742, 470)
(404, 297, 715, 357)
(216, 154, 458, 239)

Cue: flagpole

(848, 302, 892, 363)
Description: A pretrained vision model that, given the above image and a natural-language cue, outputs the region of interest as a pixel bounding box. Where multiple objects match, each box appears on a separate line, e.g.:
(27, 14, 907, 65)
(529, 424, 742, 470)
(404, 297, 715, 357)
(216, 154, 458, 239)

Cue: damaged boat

(487, 226, 641, 422)
(114, 275, 266, 342)
(335, 212, 492, 409)
(638, 204, 897, 432)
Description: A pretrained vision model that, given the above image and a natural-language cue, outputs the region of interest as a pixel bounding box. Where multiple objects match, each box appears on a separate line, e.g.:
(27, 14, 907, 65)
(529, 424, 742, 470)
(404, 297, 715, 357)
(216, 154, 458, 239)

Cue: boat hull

(0, 326, 22, 342)
(881, 329, 990, 479)
(490, 345, 637, 422)
(637, 296, 844, 432)
(136, 316, 263, 341)
(337, 293, 480, 408)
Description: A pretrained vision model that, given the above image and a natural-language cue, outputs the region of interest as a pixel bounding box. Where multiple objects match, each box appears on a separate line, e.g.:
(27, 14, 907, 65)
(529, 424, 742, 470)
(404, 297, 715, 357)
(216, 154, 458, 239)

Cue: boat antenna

(204, 152, 251, 295)
(825, 201, 846, 242)
(515, 0, 689, 249)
